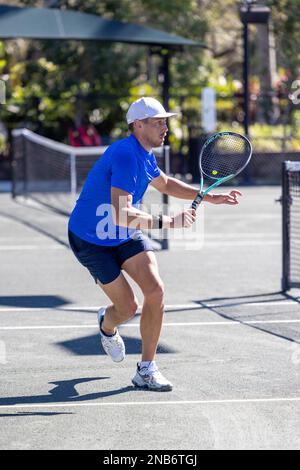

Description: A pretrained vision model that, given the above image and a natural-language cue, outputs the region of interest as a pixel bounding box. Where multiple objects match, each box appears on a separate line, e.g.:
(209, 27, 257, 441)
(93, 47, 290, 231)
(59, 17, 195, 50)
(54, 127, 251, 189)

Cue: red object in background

(68, 125, 102, 147)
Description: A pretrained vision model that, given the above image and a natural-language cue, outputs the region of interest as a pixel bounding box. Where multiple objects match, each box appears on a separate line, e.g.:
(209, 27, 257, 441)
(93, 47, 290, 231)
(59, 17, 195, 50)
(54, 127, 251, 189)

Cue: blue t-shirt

(68, 134, 161, 246)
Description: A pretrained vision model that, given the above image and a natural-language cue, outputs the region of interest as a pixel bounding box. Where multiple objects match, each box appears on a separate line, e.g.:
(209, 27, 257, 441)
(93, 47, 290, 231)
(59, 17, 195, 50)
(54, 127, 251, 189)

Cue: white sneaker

(132, 362, 173, 391)
(97, 308, 125, 363)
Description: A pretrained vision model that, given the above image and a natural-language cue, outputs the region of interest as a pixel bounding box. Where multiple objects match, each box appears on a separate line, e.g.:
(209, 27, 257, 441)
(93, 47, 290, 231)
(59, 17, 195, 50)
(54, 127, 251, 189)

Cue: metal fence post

(282, 161, 290, 291)
(162, 145, 170, 250)
(70, 153, 77, 195)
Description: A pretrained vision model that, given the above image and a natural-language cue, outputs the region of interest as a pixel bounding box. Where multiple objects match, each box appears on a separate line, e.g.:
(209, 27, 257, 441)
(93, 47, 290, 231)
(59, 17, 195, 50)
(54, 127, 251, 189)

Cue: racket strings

(201, 134, 252, 179)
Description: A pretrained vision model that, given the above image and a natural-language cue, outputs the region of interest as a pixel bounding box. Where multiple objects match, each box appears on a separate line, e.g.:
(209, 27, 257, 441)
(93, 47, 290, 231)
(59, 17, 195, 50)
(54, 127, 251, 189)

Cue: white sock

(139, 361, 156, 371)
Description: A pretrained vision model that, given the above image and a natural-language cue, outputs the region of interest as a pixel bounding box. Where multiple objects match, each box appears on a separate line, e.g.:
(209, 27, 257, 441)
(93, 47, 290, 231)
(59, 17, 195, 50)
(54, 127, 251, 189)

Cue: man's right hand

(170, 209, 197, 229)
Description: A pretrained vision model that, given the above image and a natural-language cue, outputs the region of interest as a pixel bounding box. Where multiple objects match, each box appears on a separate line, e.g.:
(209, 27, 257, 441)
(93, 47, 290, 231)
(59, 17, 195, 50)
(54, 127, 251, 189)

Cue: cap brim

(152, 112, 177, 119)
(127, 112, 177, 124)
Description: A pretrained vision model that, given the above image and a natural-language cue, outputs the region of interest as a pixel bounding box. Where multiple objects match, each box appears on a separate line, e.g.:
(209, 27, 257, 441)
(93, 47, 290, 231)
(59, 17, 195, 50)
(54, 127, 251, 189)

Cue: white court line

(0, 304, 204, 313)
(0, 300, 298, 313)
(205, 233, 280, 239)
(0, 241, 280, 250)
(0, 246, 65, 250)
(206, 301, 299, 308)
(0, 396, 299, 411)
(1, 319, 300, 331)
(203, 240, 280, 247)
(200, 214, 279, 221)
(0, 304, 203, 313)
(59, 300, 300, 309)
(0, 237, 47, 241)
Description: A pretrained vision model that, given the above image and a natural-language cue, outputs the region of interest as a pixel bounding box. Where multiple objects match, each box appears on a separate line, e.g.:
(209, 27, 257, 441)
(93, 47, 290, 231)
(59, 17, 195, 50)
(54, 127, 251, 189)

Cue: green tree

(1, 0, 300, 142)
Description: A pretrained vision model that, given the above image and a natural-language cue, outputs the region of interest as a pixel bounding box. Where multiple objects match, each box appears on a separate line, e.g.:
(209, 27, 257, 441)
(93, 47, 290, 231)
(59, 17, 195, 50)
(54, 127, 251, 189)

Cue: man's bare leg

(122, 251, 172, 391)
(122, 251, 164, 361)
(97, 273, 138, 335)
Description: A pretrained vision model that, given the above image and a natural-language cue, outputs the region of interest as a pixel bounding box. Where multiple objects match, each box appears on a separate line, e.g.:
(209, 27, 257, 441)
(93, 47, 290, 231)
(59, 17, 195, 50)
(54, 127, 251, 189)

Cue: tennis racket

(191, 132, 252, 210)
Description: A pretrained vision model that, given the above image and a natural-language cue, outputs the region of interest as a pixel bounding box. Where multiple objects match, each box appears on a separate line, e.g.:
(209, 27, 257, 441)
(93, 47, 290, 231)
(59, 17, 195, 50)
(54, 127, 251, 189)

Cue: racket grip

(191, 192, 204, 210)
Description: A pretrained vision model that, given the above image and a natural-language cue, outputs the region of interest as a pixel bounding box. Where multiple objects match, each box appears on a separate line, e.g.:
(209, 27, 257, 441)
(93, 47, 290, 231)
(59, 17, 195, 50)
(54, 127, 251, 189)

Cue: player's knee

(145, 281, 165, 303)
(116, 297, 138, 320)
(128, 297, 139, 317)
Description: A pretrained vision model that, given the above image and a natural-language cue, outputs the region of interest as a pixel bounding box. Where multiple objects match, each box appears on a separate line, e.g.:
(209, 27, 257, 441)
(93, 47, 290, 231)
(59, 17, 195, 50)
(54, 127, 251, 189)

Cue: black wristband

(152, 214, 163, 230)
(158, 213, 163, 229)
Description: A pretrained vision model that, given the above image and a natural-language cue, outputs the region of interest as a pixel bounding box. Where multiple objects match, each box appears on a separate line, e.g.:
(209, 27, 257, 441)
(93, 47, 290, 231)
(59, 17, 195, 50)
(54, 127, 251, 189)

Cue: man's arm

(111, 187, 161, 229)
(150, 171, 242, 205)
(111, 187, 196, 229)
(150, 171, 214, 202)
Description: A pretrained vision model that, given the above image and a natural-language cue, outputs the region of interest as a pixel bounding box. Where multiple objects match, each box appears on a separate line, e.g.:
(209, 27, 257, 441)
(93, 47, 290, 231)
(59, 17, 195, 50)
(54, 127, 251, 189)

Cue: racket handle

(191, 192, 204, 210)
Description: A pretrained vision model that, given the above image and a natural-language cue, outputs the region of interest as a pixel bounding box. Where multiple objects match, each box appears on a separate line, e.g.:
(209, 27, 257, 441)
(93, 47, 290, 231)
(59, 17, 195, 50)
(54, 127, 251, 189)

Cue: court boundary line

(0, 300, 299, 313)
(0, 246, 66, 251)
(0, 241, 281, 251)
(1, 318, 300, 330)
(0, 396, 300, 411)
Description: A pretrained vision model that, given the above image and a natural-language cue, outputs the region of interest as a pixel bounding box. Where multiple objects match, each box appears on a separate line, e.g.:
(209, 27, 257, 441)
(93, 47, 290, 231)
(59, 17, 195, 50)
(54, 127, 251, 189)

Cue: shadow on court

(0, 412, 73, 417)
(0, 210, 69, 248)
(57, 334, 177, 356)
(193, 291, 300, 345)
(0, 295, 69, 308)
(194, 291, 300, 306)
(0, 377, 133, 407)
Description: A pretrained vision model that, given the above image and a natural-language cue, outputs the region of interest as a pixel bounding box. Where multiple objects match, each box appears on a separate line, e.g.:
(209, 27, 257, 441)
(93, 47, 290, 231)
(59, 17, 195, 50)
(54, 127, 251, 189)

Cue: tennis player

(68, 97, 241, 391)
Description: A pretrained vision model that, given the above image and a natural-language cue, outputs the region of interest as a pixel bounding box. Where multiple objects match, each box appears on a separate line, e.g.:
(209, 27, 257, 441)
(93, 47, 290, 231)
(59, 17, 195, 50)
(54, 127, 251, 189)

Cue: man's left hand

(210, 190, 242, 205)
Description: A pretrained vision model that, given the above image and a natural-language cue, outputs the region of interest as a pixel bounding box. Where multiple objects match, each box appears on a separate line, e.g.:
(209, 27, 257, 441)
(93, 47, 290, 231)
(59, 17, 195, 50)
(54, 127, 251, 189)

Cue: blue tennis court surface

(0, 188, 300, 450)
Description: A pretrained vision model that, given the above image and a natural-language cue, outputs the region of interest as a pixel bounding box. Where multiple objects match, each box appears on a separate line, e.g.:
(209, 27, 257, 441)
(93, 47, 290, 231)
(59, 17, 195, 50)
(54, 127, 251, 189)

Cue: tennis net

(11, 128, 170, 248)
(282, 161, 300, 290)
(12, 128, 109, 214)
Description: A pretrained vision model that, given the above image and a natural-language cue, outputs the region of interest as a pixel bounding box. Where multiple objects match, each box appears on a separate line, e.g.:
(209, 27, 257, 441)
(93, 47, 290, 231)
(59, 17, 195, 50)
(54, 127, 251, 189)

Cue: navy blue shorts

(68, 230, 153, 285)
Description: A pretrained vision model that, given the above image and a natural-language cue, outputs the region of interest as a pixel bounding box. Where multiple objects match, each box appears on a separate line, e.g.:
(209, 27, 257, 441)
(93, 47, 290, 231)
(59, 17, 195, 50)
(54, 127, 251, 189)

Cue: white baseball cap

(126, 97, 177, 124)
